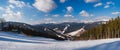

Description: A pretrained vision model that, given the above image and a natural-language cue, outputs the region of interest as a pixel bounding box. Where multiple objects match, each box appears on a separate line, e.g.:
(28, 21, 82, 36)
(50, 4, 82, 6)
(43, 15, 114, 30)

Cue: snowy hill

(0, 22, 68, 40)
(0, 32, 120, 50)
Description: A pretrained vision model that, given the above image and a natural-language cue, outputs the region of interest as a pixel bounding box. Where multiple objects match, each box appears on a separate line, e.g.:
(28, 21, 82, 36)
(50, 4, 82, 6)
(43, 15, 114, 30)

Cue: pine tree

(75, 16, 120, 40)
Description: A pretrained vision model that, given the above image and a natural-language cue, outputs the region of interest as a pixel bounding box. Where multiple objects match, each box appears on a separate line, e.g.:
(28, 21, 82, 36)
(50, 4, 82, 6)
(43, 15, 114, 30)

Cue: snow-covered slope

(0, 32, 120, 50)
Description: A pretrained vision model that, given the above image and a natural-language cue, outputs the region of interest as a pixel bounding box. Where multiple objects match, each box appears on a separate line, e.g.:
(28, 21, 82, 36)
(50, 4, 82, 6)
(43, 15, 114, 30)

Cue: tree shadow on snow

(75, 41, 120, 50)
(0, 37, 52, 44)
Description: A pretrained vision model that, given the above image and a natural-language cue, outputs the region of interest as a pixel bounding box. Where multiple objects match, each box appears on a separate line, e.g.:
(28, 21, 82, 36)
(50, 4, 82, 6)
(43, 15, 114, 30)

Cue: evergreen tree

(75, 16, 120, 40)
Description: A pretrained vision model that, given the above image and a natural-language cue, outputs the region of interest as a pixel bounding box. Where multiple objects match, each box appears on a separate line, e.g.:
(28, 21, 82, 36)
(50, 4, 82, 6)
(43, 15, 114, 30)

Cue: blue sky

(0, 0, 120, 24)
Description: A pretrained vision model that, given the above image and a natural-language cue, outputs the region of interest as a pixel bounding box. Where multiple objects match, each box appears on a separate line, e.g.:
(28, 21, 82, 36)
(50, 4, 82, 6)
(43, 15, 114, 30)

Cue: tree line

(74, 16, 120, 40)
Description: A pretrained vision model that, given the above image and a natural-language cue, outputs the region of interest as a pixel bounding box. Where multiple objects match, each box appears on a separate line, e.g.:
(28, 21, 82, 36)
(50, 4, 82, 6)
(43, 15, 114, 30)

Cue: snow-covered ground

(0, 32, 120, 50)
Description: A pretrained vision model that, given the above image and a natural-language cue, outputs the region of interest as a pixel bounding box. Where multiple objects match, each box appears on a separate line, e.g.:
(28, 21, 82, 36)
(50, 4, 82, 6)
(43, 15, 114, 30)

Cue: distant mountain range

(35, 21, 106, 33)
(0, 21, 107, 40)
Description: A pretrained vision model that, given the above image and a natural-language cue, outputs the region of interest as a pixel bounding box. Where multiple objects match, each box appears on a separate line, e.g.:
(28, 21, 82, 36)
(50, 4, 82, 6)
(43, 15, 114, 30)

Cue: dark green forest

(75, 16, 120, 40)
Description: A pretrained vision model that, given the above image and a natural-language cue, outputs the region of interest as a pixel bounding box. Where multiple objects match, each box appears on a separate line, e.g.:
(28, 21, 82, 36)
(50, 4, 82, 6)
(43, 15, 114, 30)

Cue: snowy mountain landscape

(0, 32, 120, 50)
(0, 18, 120, 50)
(0, 0, 120, 50)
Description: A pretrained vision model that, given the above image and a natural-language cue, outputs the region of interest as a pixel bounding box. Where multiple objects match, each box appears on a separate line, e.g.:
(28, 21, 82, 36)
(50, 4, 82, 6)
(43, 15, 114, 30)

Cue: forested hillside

(36, 21, 102, 33)
(75, 16, 120, 40)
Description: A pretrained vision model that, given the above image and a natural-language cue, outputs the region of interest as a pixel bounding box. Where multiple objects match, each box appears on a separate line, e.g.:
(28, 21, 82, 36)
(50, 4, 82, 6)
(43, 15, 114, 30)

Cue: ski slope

(0, 32, 120, 50)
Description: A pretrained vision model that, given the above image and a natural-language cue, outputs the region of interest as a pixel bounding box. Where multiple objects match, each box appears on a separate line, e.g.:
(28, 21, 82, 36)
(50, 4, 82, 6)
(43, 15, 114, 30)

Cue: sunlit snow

(0, 32, 120, 50)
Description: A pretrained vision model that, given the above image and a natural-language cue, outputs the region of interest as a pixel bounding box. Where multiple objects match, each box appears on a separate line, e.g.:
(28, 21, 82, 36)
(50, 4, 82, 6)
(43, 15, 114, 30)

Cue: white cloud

(26, 3, 33, 8)
(90, 14, 94, 16)
(44, 18, 53, 21)
(53, 14, 60, 17)
(79, 10, 93, 17)
(60, 19, 79, 23)
(84, 0, 99, 3)
(44, 14, 49, 17)
(104, 1, 114, 8)
(112, 12, 120, 15)
(64, 14, 74, 18)
(60, 0, 66, 3)
(66, 6, 73, 13)
(29, 18, 58, 24)
(9, 0, 26, 8)
(94, 16, 111, 21)
(2, 6, 23, 22)
(63, 6, 74, 18)
(33, 0, 56, 13)
(2, 12, 23, 22)
(94, 3, 102, 7)
(81, 16, 111, 23)
(107, 1, 114, 5)
(8, 5, 15, 9)
(0, 6, 4, 10)
(104, 5, 109, 8)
